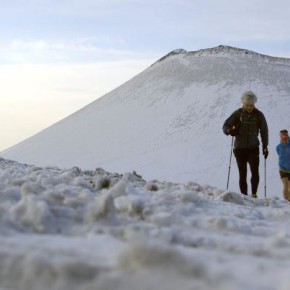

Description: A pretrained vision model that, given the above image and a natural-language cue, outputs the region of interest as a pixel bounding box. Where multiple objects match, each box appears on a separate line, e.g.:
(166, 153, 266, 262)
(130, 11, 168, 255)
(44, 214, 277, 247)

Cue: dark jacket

(223, 108, 268, 149)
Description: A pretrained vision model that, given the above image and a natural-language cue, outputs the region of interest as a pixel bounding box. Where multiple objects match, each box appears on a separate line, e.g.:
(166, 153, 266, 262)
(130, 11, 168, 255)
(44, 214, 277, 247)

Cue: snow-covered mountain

(2, 45, 290, 196)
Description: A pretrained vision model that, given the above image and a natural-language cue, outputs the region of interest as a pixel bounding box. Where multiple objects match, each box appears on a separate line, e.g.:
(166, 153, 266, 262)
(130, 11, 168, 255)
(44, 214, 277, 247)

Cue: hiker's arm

(259, 112, 269, 148)
(223, 111, 238, 136)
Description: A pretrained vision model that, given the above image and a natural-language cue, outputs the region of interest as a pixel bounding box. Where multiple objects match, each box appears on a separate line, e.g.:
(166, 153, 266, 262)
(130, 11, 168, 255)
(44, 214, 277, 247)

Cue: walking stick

(264, 158, 267, 198)
(226, 137, 234, 190)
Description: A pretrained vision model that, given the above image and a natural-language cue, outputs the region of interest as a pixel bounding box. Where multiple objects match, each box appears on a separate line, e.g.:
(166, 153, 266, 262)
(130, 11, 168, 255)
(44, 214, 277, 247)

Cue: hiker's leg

(281, 177, 288, 200)
(248, 148, 260, 195)
(234, 149, 248, 195)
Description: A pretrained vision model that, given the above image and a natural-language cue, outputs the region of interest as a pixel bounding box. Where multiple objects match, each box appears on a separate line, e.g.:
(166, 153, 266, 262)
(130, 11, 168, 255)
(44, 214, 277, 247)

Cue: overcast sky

(1, 0, 290, 151)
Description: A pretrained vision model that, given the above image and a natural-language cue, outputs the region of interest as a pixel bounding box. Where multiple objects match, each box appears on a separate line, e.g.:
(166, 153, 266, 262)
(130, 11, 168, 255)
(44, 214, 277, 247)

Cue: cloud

(1, 0, 290, 59)
(0, 38, 160, 64)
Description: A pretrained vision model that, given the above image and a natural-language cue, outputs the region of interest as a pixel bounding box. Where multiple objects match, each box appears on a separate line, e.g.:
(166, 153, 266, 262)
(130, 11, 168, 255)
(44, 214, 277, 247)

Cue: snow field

(1, 158, 290, 290)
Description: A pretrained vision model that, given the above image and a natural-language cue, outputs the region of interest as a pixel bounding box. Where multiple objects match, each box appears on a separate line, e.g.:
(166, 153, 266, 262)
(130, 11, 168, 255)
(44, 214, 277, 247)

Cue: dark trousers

(233, 147, 260, 195)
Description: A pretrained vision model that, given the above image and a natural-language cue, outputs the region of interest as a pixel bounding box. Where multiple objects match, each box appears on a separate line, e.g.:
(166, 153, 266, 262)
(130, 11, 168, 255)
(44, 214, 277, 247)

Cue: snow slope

(2, 45, 290, 196)
(1, 158, 290, 290)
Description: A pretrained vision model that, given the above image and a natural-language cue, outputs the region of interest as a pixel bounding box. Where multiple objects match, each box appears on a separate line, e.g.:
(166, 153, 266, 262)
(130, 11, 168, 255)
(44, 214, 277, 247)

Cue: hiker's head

(241, 91, 257, 113)
(280, 129, 289, 143)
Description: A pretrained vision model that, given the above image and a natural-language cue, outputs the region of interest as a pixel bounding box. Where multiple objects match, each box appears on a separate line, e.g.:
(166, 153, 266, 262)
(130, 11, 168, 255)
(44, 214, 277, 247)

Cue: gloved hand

(227, 126, 239, 136)
(263, 146, 269, 159)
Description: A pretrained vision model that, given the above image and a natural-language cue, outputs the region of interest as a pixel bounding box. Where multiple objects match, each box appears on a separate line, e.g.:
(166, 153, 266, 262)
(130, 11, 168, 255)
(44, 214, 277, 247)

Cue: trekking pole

(264, 158, 267, 198)
(226, 136, 234, 190)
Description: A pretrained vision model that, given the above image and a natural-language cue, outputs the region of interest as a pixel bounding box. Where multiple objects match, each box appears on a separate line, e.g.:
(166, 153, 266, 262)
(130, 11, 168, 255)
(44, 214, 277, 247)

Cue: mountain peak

(155, 48, 187, 63)
(155, 45, 289, 65)
(191, 45, 264, 57)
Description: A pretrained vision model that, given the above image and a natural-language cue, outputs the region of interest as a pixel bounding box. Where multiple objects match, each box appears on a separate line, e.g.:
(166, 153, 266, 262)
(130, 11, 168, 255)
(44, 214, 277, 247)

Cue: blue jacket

(223, 108, 268, 149)
(276, 142, 290, 172)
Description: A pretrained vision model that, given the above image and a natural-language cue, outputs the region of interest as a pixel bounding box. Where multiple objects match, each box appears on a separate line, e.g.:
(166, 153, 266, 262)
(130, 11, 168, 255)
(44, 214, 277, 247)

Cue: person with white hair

(222, 91, 269, 198)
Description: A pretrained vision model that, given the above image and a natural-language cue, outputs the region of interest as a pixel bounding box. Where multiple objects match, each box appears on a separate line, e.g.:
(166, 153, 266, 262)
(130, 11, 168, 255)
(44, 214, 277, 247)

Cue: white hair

(241, 91, 257, 104)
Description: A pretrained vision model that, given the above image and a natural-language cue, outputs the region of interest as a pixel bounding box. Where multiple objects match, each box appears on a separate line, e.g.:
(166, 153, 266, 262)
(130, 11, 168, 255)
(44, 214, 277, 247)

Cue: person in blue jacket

(276, 129, 290, 201)
(223, 91, 269, 198)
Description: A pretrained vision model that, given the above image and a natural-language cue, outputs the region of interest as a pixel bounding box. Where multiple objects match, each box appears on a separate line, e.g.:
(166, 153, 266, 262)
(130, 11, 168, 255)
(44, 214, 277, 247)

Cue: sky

(1, 0, 290, 152)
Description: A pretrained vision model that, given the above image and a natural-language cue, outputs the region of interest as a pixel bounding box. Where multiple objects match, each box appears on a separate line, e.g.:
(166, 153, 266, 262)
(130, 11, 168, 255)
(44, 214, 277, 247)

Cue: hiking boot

(251, 193, 257, 198)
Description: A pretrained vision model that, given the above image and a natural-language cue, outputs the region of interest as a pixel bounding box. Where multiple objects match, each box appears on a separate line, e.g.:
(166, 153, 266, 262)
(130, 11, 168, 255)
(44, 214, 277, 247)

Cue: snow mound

(1, 158, 290, 289)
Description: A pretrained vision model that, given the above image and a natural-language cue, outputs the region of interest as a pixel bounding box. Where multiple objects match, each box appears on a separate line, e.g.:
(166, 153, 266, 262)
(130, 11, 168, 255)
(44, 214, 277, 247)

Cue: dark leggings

(233, 147, 260, 195)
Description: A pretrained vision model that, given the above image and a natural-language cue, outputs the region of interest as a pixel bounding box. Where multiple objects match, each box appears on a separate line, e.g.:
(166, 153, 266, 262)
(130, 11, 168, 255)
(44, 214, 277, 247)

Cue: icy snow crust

(1, 158, 290, 290)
